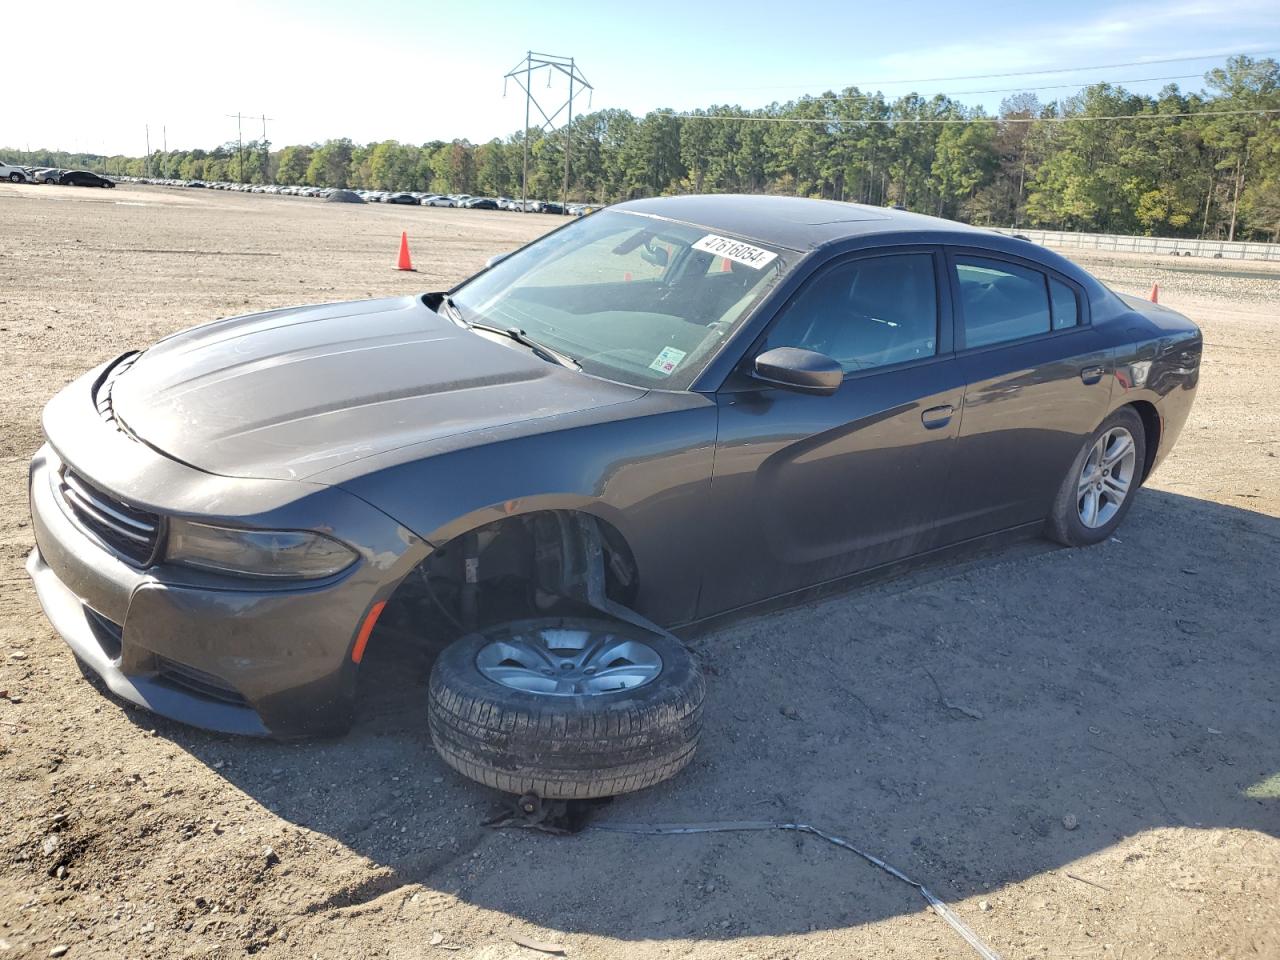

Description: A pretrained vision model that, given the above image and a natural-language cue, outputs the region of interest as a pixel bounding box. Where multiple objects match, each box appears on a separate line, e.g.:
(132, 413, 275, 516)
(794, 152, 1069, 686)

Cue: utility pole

(145, 125, 151, 179)
(261, 114, 271, 184)
(563, 58, 574, 212)
(162, 125, 167, 179)
(503, 52, 592, 213)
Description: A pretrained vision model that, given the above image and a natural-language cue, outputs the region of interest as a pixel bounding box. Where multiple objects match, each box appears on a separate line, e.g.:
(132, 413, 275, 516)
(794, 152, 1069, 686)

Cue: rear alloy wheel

(428, 617, 704, 799)
(1047, 406, 1146, 546)
(8, 173, 21, 183)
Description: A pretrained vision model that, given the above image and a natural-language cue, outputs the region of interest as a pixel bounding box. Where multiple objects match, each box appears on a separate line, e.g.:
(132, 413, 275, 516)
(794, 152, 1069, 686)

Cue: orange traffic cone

(1148, 283, 1159, 303)
(396, 231, 415, 272)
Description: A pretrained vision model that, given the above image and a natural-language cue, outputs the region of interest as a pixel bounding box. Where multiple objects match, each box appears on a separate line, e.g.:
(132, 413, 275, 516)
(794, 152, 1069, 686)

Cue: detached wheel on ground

(428, 617, 705, 799)
(1046, 406, 1146, 546)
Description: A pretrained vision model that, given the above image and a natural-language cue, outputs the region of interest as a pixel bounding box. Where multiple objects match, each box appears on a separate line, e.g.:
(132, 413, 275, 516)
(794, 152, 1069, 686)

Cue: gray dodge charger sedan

(27, 196, 1200, 767)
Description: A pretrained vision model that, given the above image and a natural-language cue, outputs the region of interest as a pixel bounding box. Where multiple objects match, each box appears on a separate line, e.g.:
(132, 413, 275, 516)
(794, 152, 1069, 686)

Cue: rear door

(700, 248, 965, 615)
(934, 250, 1113, 543)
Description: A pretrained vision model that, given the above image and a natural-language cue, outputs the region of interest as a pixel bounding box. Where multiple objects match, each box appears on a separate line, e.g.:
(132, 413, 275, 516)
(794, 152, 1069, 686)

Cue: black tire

(8, 173, 22, 183)
(1046, 406, 1147, 547)
(428, 617, 705, 799)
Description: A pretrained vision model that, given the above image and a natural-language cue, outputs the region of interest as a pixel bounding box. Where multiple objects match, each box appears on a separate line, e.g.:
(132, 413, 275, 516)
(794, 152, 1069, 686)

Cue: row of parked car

(0, 161, 115, 187)
(119, 175, 602, 214)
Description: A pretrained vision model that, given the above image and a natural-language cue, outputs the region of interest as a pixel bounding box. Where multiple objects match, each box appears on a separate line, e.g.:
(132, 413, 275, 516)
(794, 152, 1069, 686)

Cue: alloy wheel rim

(1077, 426, 1137, 528)
(476, 626, 663, 696)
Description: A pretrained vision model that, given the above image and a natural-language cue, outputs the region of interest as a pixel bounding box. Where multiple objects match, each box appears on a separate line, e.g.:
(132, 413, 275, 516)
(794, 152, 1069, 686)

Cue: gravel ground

(1, 182, 1277, 960)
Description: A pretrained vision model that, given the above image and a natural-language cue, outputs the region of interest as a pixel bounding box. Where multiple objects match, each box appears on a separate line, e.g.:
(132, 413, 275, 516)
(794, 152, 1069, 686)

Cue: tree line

(8, 56, 1278, 240)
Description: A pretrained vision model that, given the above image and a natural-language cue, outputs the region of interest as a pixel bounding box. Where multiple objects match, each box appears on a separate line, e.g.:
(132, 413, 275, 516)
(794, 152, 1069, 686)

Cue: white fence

(989, 228, 1280, 263)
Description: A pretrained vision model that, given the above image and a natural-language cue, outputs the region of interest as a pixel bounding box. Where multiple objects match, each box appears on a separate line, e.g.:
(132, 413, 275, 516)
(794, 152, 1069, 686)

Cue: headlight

(166, 520, 358, 580)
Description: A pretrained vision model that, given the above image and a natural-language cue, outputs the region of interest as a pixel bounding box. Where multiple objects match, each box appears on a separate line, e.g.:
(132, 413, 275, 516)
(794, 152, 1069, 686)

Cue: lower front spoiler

(26, 547, 270, 736)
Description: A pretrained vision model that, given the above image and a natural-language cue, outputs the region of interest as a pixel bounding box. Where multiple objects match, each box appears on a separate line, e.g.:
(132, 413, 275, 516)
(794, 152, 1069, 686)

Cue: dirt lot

(1, 182, 1276, 960)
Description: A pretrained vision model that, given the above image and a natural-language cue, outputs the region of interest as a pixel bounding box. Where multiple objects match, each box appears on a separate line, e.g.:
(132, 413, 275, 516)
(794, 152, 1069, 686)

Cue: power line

(677, 108, 1280, 125)
(718, 48, 1280, 92)
(749, 73, 1207, 108)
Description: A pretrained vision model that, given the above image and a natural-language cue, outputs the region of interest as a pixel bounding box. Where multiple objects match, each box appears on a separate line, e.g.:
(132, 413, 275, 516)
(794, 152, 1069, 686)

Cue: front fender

(330, 396, 718, 626)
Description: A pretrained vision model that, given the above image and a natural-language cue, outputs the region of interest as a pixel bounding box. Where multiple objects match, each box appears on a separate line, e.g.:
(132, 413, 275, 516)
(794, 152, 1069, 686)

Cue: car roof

(614, 194, 998, 252)
(611, 194, 1101, 289)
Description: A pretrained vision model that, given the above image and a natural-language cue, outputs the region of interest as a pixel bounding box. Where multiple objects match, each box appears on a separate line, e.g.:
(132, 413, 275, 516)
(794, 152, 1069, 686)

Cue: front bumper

(25, 358, 429, 738)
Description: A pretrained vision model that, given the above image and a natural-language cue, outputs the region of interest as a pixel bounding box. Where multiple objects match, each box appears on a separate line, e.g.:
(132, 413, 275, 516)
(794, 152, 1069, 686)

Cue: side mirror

(752, 347, 843, 396)
(485, 252, 511, 270)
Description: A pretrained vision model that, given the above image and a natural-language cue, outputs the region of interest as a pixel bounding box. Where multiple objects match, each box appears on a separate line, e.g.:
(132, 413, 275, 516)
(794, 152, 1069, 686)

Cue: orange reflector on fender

(351, 601, 387, 664)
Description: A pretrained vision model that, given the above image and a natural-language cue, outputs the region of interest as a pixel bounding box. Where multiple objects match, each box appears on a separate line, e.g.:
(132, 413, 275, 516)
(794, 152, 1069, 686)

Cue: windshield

(450, 210, 789, 389)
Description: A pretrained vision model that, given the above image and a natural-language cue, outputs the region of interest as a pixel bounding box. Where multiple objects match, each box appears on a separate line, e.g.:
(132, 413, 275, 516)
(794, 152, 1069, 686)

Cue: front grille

(155, 657, 249, 707)
(57, 467, 161, 565)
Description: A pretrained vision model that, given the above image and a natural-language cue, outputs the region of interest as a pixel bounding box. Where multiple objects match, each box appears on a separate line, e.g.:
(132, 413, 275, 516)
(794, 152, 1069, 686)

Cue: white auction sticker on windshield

(691, 234, 778, 270)
(649, 346, 687, 376)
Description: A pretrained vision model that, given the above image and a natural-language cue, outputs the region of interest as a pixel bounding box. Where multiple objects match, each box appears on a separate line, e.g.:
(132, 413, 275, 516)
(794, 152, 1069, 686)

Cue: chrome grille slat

(61, 473, 156, 534)
(59, 488, 152, 543)
(56, 467, 161, 565)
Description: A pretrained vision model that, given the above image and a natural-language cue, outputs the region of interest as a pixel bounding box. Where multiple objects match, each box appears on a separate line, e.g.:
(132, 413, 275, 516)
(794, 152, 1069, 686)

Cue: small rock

(432, 777, 444, 784)
(780, 705, 800, 720)
(263, 846, 280, 867)
(1062, 814, 1079, 831)
(429, 932, 444, 946)
(1207, 727, 1222, 735)
(55, 866, 66, 880)
(140, 922, 155, 934)
(41, 836, 59, 856)
(979, 900, 991, 912)
(50, 947, 69, 958)
(1088, 726, 1101, 735)
(8, 652, 27, 661)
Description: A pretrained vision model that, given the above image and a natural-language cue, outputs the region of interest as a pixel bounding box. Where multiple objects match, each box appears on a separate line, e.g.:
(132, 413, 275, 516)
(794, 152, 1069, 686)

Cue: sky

(4, 0, 1278, 157)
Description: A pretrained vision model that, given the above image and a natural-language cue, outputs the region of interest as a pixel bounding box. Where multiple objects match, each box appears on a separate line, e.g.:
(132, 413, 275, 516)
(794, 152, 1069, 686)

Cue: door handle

(921, 404, 954, 429)
(1080, 365, 1105, 385)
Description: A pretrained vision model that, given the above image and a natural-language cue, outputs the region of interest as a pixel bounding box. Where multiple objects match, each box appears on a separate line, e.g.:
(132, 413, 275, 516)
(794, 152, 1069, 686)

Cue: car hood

(110, 295, 645, 481)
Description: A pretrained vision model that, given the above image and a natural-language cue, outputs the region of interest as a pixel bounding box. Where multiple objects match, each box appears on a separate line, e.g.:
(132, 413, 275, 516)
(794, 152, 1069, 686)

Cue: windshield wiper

(438, 293, 465, 325)
(467, 321, 581, 370)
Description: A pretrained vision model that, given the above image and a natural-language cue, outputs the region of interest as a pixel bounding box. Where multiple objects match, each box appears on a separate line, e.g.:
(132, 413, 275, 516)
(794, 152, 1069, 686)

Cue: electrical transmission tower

(226, 113, 276, 183)
(503, 52, 592, 213)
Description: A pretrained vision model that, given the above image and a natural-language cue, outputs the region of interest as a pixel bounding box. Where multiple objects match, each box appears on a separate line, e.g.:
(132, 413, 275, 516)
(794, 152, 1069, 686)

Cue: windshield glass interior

(450, 210, 788, 389)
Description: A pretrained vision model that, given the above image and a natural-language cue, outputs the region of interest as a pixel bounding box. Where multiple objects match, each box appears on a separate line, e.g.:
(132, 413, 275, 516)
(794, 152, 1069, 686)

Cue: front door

(700, 249, 963, 616)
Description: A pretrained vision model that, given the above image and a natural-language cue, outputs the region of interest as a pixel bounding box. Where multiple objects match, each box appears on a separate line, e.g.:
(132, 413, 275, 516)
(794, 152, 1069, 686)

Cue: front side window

(955, 257, 1055, 348)
(763, 253, 939, 373)
(451, 211, 789, 389)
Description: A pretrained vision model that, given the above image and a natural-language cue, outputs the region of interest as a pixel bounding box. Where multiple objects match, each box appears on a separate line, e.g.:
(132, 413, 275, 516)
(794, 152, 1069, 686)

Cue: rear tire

(1046, 406, 1146, 547)
(8, 173, 21, 183)
(427, 617, 704, 799)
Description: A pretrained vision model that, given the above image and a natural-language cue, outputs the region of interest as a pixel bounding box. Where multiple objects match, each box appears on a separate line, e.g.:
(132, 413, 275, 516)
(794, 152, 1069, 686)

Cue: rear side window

(1049, 278, 1079, 330)
(764, 253, 938, 373)
(955, 257, 1052, 348)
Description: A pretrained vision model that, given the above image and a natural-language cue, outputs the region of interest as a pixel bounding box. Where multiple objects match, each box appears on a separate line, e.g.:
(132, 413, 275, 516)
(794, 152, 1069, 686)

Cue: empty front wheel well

(377, 510, 640, 649)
